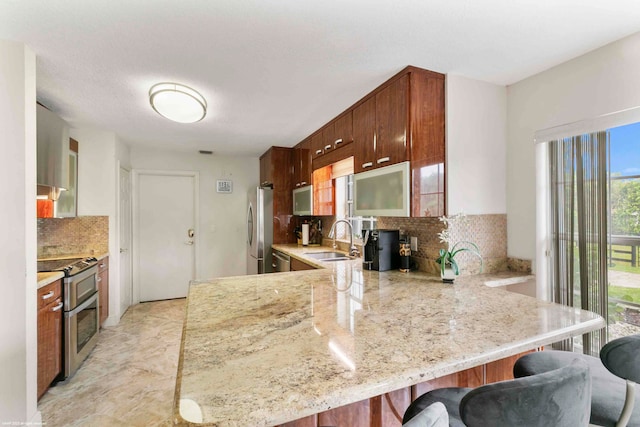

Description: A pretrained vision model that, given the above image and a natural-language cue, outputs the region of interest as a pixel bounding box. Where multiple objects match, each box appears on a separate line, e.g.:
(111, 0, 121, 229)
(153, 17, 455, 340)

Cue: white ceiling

(2, 0, 640, 157)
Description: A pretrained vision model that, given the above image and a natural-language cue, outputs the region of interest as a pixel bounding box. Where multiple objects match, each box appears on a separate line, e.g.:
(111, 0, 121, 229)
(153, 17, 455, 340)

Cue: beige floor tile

(38, 299, 185, 427)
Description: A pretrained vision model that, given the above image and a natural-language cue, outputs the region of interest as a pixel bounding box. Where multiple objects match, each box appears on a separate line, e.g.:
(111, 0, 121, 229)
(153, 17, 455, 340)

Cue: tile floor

(38, 298, 186, 426)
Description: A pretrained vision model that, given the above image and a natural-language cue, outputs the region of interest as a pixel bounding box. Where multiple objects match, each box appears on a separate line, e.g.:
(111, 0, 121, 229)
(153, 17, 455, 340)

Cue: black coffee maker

(362, 229, 400, 271)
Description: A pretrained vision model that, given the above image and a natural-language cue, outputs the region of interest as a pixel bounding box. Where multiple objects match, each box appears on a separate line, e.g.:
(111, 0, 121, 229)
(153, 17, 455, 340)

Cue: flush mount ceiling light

(149, 82, 207, 123)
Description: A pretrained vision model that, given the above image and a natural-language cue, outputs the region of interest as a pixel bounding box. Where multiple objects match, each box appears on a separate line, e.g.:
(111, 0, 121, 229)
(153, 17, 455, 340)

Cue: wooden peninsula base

(279, 350, 535, 427)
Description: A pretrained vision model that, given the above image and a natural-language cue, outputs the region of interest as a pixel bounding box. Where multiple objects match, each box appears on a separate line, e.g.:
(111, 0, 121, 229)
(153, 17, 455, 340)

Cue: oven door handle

(65, 292, 98, 318)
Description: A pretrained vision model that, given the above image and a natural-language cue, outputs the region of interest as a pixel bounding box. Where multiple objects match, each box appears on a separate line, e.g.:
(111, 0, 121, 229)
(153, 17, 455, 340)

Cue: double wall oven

(37, 256, 100, 378)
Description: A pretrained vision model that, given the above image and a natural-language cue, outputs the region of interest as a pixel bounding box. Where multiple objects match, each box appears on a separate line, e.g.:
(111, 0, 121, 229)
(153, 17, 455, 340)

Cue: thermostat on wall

(216, 179, 233, 194)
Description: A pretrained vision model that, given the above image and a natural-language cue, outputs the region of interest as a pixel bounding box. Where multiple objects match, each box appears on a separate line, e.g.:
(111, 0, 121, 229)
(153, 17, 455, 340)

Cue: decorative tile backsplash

(377, 214, 508, 275)
(37, 216, 109, 258)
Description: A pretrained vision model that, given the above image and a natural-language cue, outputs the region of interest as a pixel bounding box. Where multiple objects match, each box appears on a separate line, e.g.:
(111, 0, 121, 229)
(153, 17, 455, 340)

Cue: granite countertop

(37, 251, 109, 261)
(37, 271, 65, 289)
(174, 247, 604, 426)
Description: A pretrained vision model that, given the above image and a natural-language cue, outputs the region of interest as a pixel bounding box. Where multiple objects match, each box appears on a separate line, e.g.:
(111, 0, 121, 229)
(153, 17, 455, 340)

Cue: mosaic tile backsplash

(37, 216, 109, 258)
(377, 214, 510, 275)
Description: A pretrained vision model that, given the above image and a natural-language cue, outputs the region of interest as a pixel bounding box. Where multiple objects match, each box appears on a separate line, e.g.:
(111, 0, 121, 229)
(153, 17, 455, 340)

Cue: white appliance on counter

(247, 186, 273, 274)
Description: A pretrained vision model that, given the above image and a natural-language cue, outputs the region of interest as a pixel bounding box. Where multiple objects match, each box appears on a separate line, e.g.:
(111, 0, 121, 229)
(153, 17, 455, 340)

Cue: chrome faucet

(328, 219, 359, 257)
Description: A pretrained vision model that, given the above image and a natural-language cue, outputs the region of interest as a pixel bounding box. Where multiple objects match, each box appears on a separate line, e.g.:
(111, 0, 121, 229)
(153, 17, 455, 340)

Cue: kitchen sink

(304, 251, 352, 261)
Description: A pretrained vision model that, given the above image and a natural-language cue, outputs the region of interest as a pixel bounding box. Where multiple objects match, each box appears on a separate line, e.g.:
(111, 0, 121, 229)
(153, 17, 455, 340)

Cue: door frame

(131, 169, 200, 304)
(117, 162, 132, 317)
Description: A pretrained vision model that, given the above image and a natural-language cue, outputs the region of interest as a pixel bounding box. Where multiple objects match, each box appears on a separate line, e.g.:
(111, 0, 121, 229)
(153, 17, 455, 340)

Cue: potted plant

(437, 212, 483, 283)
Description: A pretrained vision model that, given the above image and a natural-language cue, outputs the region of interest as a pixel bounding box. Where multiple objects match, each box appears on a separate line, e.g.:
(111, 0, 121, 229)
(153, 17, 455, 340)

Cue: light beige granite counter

(37, 271, 64, 289)
(174, 248, 604, 426)
(37, 251, 109, 261)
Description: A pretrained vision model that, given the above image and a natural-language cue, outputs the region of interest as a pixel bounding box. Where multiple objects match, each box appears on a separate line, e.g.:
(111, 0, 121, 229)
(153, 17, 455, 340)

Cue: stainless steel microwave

(293, 185, 313, 215)
(353, 161, 410, 217)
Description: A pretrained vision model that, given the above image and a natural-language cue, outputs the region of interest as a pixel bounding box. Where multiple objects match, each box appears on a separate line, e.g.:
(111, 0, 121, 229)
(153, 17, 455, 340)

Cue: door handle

(120, 248, 128, 253)
(184, 241, 194, 245)
(188, 228, 195, 238)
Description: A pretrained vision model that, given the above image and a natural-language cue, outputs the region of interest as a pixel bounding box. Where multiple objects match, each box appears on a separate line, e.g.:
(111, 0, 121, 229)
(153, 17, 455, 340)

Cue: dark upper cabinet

(328, 110, 353, 150)
(293, 66, 445, 217)
(375, 74, 409, 168)
(353, 96, 377, 173)
(310, 130, 325, 160)
(293, 138, 311, 189)
(259, 146, 295, 243)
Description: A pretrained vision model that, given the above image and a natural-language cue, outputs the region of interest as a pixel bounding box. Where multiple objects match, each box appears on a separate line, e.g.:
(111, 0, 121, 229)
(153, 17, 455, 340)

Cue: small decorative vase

(441, 266, 456, 283)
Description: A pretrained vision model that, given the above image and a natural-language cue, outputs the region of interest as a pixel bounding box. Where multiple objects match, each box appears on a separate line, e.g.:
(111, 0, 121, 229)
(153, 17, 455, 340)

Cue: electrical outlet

(410, 236, 418, 251)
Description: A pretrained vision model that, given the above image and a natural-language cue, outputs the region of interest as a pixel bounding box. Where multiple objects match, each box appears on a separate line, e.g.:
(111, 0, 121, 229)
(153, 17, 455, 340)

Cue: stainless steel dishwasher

(272, 250, 290, 272)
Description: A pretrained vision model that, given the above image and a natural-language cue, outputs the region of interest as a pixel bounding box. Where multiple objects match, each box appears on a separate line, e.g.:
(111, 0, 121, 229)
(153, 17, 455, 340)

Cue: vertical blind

(547, 130, 609, 355)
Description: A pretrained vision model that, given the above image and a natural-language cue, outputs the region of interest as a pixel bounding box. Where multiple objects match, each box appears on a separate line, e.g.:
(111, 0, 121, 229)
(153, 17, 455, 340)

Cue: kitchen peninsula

(173, 248, 604, 427)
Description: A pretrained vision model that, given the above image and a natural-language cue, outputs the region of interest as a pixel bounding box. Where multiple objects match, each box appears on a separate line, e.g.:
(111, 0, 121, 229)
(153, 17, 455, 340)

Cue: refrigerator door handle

(247, 204, 253, 247)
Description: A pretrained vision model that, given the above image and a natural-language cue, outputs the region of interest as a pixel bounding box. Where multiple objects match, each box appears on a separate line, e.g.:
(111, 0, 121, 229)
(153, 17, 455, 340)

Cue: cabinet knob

(334, 138, 343, 145)
(300, 181, 307, 186)
(41, 291, 54, 300)
(315, 149, 322, 155)
(51, 301, 64, 312)
(377, 157, 390, 164)
(296, 183, 301, 187)
(324, 144, 332, 150)
(362, 162, 373, 169)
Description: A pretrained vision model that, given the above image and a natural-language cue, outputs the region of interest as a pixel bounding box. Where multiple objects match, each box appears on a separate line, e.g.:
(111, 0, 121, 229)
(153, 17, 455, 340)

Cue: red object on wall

(37, 199, 53, 218)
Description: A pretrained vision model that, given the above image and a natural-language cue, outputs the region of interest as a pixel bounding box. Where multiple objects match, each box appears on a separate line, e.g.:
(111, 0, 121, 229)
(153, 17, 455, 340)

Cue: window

(538, 113, 640, 354)
(321, 157, 376, 242)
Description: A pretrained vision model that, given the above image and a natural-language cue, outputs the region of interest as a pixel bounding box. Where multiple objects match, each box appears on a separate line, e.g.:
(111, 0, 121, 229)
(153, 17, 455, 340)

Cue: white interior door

(136, 171, 196, 301)
(119, 166, 132, 315)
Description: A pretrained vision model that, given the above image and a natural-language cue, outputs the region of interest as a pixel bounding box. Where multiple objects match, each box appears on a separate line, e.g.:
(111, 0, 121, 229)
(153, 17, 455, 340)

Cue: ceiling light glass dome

(149, 82, 207, 123)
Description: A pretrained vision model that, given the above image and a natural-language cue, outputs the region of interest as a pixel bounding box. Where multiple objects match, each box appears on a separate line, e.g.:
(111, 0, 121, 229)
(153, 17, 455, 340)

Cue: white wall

(130, 147, 258, 279)
(507, 31, 640, 265)
(0, 40, 39, 424)
(72, 128, 129, 324)
(446, 74, 507, 215)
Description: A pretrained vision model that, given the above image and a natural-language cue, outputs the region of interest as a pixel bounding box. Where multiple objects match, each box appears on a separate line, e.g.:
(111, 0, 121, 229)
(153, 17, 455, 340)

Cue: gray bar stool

(402, 402, 449, 427)
(403, 361, 591, 427)
(514, 334, 640, 427)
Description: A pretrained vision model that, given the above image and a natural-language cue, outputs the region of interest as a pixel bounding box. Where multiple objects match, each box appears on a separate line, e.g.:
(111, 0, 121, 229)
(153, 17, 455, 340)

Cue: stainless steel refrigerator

(247, 186, 273, 274)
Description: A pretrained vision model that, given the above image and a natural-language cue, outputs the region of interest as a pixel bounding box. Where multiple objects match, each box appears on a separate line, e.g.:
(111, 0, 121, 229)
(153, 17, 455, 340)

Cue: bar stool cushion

(403, 388, 471, 427)
(459, 361, 591, 426)
(402, 401, 449, 427)
(514, 350, 640, 427)
(600, 334, 640, 383)
(404, 362, 590, 427)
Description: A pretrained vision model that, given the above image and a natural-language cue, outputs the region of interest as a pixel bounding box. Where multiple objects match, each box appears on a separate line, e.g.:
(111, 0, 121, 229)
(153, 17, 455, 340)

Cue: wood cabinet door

(37, 280, 63, 399)
(375, 74, 408, 168)
(259, 150, 272, 186)
(310, 130, 326, 160)
(353, 96, 376, 173)
(333, 110, 353, 149)
(295, 139, 311, 188)
(321, 123, 335, 157)
(290, 257, 315, 271)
